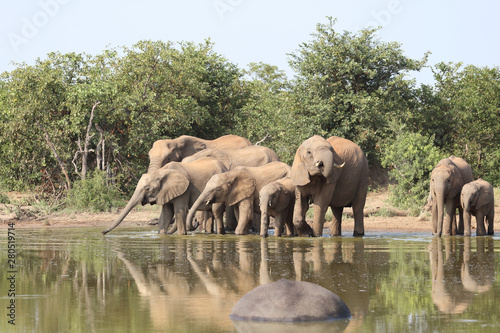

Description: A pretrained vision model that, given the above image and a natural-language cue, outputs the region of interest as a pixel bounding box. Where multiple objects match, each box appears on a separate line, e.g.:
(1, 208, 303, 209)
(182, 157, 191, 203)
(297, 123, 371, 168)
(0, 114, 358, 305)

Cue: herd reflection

(430, 237, 494, 315)
(2, 230, 498, 332)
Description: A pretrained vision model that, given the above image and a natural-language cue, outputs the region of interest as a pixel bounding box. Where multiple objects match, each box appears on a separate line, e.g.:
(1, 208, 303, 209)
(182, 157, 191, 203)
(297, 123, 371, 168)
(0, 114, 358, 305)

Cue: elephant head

(291, 135, 345, 186)
(460, 181, 480, 215)
(102, 168, 189, 235)
(148, 136, 207, 173)
(186, 169, 256, 230)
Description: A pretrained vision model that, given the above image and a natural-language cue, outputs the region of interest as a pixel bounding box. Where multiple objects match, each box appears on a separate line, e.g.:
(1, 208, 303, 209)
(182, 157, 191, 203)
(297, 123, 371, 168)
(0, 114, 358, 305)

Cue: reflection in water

(429, 237, 494, 314)
(1, 229, 499, 332)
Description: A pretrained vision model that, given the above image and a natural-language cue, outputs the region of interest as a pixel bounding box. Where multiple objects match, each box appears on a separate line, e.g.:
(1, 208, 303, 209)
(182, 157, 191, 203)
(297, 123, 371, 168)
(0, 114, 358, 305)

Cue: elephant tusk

(334, 162, 345, 169)
(315, 161, 324, 168)
(206, 200, 211, 206)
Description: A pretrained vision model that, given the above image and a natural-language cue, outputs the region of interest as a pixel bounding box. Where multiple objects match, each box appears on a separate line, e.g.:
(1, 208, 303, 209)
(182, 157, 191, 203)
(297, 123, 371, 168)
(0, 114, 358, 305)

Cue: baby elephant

(259, 177, 296, 238)
(460, 179, 495, 236)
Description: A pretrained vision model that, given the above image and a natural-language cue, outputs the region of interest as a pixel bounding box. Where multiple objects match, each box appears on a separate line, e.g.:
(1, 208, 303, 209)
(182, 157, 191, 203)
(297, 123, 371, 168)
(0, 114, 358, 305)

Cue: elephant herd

(101, 134, 493, 238)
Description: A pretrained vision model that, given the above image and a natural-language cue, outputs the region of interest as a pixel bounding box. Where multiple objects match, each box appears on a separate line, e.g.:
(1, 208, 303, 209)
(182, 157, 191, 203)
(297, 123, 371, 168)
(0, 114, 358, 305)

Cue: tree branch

(36, 121, 72, 190)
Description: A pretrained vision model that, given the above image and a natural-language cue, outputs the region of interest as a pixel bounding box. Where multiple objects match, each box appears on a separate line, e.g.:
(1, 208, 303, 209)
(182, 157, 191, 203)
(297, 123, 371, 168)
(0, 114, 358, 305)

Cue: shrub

(0, 192, 10, 204)
(381, 129, 444, 212)
(65, 170, 123, 212)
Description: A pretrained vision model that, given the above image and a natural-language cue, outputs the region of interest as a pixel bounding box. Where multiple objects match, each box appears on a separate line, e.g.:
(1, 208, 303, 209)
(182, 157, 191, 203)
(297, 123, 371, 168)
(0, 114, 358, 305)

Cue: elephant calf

(259, 177, 296, 238)
(460, 179, 495, 236)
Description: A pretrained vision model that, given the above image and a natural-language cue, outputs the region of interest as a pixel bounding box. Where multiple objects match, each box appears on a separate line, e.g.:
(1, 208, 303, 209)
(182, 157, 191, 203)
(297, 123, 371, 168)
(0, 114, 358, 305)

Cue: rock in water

(230, 279, 351, 322)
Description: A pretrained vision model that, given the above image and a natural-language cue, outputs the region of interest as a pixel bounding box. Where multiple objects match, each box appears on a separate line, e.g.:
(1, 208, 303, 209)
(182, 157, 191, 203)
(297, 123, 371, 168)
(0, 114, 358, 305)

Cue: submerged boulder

(230, 279, 351, 322)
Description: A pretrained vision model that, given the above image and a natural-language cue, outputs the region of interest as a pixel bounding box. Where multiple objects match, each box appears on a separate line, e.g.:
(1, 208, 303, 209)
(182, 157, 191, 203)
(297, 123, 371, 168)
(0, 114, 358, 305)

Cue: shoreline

(1, 190, 498, 235)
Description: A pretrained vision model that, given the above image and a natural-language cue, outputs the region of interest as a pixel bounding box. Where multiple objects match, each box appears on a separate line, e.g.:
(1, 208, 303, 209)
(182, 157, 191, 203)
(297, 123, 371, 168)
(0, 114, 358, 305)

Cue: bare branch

(255, 133, 271, 145)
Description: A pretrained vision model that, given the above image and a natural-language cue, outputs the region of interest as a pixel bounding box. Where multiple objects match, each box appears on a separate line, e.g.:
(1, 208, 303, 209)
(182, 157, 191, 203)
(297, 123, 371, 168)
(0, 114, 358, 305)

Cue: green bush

(381, 129, 444, 213)
(65, 170, 123, 212)
(0, 192, 10, 204)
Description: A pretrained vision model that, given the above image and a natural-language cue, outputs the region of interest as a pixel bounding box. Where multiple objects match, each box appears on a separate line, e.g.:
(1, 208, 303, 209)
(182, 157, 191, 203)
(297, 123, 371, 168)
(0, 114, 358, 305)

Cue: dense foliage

(1, 18, 499, 212)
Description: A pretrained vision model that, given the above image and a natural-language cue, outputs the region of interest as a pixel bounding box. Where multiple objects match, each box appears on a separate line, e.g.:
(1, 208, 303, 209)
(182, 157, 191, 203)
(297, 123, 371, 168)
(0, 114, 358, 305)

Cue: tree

(432, 62, 500, 184)
(288, 17, 428, 163)
(0, 52, 83, 191)
(236, 62, 311, 164)
(381, 125, 444, 214)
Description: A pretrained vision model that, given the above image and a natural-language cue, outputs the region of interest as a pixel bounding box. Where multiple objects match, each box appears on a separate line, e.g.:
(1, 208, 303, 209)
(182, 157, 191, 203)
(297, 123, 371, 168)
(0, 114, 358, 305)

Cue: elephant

(182, 145, 280, 170)
(186, 161, 291, 235)
(259, 177, 296, 238)
(291, 136, 369, 237)
(460, 179, 494, 236)
(183, 145, 280, 232)
(429, 155, 473, 237)
(148, 134, 252, 173)
(102, 157, 227, 235)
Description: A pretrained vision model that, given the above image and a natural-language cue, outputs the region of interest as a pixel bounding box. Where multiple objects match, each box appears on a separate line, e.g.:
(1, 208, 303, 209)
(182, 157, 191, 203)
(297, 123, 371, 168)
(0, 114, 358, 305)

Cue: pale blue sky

(1, 0, 498, 84)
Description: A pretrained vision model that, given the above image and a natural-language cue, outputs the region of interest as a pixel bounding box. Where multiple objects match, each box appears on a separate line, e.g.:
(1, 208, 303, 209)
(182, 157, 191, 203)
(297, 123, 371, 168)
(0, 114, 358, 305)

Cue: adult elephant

(259, 177, 296, 238)
(102, 158, 227, 236)
(429, 155, 473, 237)
(460, 179, 494, 236)
(182, 145, 279, 170)
(291, 136, 369, 237)
(186, 162, 291, 235)
(148, 135, 252, 173)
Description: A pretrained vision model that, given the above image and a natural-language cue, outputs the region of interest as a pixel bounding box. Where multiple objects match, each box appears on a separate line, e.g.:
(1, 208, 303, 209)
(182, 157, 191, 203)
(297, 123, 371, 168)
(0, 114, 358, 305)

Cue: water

(1, 227, 500, 332)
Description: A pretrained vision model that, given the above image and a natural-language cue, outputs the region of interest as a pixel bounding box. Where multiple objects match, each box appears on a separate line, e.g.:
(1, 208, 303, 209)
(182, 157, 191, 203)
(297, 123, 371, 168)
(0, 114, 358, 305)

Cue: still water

(1, 227, 500, 332)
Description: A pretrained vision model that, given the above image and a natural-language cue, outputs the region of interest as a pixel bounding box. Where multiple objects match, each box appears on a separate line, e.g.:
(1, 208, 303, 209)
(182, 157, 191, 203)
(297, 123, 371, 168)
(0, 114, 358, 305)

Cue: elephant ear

(180, 136, 207, 156)
(475, 183, 491, 209)
(291, 147, 310, 186)
(157, 169, 190, 205)
(448, 166, 464, 198)
(227, 170, 256, 206)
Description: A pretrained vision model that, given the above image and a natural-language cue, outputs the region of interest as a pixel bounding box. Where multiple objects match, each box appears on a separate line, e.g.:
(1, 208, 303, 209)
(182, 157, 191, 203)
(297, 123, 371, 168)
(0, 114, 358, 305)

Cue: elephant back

(208, 135, 252, 150)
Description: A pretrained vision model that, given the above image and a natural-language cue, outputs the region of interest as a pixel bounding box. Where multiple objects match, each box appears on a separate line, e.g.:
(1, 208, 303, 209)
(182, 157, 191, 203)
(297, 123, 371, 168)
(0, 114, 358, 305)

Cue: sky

(1, 0, 499, 85)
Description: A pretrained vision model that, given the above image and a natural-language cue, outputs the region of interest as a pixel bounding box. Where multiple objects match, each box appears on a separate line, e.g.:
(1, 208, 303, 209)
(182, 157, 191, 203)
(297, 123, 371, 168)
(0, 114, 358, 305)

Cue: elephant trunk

(148, 156, 163, 173)
(102, 188, 144, 235)
(317, 148, 335, 182)
(186, 193, 208, 231)
(463, 209, 472, 237)
(259, 195, 271, 238)
(435, 192, 445, 237)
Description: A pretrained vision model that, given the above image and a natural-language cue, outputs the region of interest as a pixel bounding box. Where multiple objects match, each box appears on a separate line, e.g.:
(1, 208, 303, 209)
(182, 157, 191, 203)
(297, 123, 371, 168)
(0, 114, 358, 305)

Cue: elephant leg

(456, 205, 465, 235)
(284, 204, 295, 236)
(487, 209, 494, 235)
(213, 203, 226, 235)
(175, 206, 188, 235)
(158, 204, 174, 235)
(274, 213, 285, 237)
(293, 192, 313, 237)
(312, 202, 328, 237)
(225, 206, 237, 231)
(235, 199, 253, 235)
(443, 201, 455, 236)
(330, 207, 343, 236)
(476, 212, 486, 236)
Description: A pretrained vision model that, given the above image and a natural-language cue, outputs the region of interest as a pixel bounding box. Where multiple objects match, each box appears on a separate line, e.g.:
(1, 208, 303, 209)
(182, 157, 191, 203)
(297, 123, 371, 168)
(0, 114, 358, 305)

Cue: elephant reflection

(429, 237, 494, 314)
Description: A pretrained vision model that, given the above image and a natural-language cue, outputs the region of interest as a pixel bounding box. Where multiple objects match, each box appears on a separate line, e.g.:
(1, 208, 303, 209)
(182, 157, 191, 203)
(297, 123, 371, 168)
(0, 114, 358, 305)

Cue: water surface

(1, 227, 499, 332)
